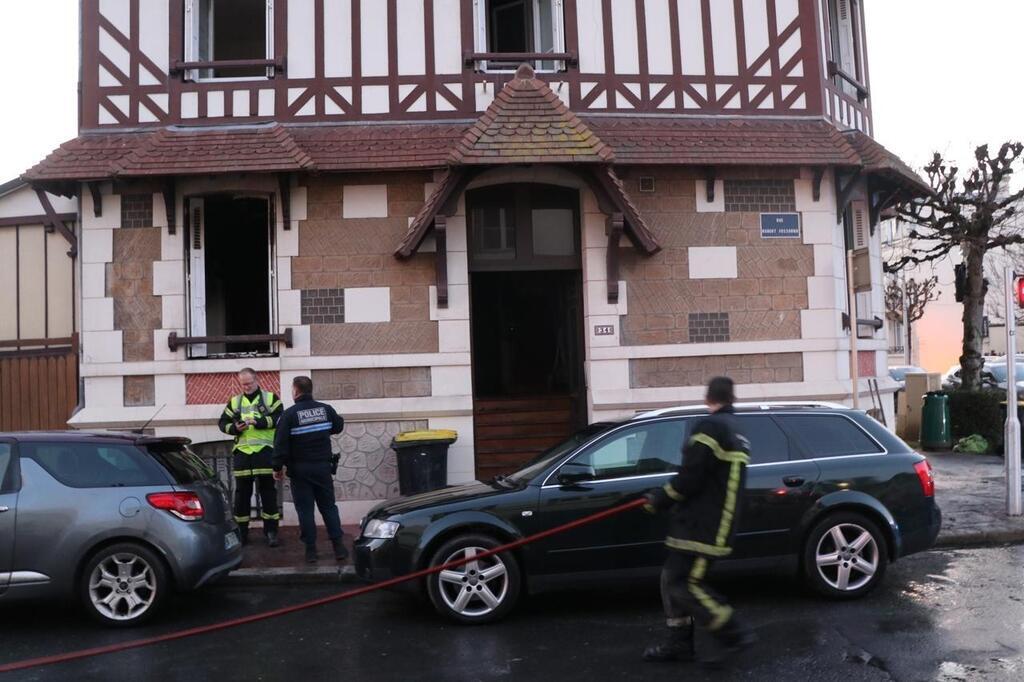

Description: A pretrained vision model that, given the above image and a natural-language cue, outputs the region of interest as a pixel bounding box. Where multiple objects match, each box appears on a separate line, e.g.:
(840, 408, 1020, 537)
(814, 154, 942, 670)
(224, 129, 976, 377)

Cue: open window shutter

(551, 0, 565, 52)
(265, 0, 275, 77)
(187, 198, 207, 357)
(473, 0, 487, 69)
(184, 0, 200, 81)
(836, 0, 857, 84)
(851, 201, 869, 250)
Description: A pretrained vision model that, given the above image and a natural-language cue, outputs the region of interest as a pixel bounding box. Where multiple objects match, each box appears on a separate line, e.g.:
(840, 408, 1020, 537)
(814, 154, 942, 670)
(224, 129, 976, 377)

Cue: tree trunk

(907, 321, 914, 365)
(960, 240, 987, 391)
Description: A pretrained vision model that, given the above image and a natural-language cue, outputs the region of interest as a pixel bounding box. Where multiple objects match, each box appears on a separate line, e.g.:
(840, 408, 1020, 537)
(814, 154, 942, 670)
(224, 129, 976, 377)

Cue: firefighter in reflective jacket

(642, 376, 757, 667)
(218, 367, 284, 547)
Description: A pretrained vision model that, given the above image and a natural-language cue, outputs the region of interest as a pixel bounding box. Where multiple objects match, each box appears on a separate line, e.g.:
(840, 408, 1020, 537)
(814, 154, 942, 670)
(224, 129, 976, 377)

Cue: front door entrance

(467, 184, 586, 481)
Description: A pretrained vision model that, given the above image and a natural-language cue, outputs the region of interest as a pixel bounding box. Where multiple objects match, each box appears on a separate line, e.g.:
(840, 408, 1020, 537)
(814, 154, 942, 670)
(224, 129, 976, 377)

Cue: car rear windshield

(143, 444, 218, 484)
(23, 442, 170, 488)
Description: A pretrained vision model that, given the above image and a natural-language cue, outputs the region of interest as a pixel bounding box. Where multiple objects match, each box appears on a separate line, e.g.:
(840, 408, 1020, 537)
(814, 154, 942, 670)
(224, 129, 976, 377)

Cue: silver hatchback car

(0, 432, 242, 626)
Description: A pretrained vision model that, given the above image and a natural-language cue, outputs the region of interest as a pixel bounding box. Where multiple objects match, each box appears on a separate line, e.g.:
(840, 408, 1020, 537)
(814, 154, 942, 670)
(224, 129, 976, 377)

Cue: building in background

(16, 0, 926, 520)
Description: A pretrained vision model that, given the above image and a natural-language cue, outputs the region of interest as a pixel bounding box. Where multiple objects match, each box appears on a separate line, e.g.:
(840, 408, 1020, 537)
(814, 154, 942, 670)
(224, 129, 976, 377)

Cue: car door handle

(782, 476, 805, 487)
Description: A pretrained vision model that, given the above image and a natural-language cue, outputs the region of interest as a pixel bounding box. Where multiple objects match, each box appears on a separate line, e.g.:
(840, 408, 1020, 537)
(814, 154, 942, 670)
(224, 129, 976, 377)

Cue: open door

(186, 197, 208, 357)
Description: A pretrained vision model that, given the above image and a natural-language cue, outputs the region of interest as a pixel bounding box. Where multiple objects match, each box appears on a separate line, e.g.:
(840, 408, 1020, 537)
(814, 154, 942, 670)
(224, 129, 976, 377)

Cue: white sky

(0, 1, 1021, 182)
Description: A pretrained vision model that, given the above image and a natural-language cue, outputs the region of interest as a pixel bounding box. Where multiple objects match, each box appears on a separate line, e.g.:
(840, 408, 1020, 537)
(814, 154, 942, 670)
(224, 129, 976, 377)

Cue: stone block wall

(295, 173, 439, 356)
(108, 227, 162, 361)
(619, 168, 812, 346)
(313, 368, 431, 399)
(330, 420, 427, 500)
(630, 353, 804, 389)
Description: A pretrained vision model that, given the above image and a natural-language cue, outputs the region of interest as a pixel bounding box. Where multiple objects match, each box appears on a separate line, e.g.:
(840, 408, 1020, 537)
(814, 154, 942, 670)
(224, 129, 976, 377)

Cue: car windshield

(889, 367, 923, 381)
(505, 423, 617, 484)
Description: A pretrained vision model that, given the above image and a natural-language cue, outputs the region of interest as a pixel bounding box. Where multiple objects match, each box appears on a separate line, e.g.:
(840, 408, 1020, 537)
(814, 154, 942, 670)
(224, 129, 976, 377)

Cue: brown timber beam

(34, 189, 77, 258)
(835, 171, 862, 222)
(434, 216, 449, 308)
(704, 167, 716, 203)
(279, 174, 291, 230)
(812, 168, 825, 202)
(88, 182, 103, 217)
(163, 180, 176, 235)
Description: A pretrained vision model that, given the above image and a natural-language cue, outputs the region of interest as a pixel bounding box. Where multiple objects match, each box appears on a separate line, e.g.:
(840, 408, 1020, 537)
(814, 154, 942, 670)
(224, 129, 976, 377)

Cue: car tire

(803, 512, 888, 600)
(425, 533, 521, 624)
(80, 542, 169, 627)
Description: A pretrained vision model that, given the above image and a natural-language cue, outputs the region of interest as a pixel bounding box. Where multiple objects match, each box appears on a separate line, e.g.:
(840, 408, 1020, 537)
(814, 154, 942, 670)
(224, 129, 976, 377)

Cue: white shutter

(852, 201, 869, 250)
(187, 198, 208, 357)
(835, 0, 857, 85)
(473, 0, 487, 70)
(184, 0, 199, 81)
(265, 0, 275, 77)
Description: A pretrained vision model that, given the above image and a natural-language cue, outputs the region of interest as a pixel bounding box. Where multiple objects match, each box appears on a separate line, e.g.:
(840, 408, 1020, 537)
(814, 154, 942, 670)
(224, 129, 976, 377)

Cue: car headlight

(363, 518, 400, 539)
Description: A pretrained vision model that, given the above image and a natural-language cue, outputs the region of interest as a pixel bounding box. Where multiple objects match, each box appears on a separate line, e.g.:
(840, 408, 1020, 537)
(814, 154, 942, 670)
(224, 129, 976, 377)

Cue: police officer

(218, 368, 284, 547)
(272, 375, 347, 564)
(642, 376, 756, 668)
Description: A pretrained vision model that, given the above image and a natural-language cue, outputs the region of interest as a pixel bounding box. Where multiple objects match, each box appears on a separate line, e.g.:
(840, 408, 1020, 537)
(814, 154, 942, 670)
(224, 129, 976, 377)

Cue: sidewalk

(222, 452, 1024, 585)
(927, 450, 1024, 547)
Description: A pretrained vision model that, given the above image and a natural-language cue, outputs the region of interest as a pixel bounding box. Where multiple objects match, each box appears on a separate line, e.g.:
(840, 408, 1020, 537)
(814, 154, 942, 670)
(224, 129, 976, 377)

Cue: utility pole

(848, 249, 860, 409)
(1004, 265, 1022, 516)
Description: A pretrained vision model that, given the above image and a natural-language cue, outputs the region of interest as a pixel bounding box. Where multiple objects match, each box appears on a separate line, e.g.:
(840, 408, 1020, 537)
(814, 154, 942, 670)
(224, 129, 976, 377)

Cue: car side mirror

(557, 462, 595, 486)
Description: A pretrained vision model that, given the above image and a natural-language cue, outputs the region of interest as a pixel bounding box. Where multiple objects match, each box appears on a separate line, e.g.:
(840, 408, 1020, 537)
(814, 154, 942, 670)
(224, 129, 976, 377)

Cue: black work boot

(266, 529, 280, 548)
(304, 544, 318, 564)
(238, 525, 250, 546)
(331, 538, 349, 562)
(643, 624, 695, 663)
(699, 616, 757, 669)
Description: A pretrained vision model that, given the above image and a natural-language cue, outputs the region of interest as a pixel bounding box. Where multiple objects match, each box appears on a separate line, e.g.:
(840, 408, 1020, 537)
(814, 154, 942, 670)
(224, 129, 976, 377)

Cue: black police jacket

(272, 394, 345, 471)
(646, 406, 751, 557)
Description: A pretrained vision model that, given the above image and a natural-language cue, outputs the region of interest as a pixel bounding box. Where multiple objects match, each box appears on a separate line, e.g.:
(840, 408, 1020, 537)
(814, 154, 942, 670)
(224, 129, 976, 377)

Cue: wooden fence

(0, 336, 79, 432)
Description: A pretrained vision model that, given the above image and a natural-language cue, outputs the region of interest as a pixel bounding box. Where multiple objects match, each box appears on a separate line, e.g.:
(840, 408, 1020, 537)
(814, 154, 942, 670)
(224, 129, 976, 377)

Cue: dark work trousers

(661, 551, 734, 631)
(289, 461, 343, 547)
(232, 449, 280, 531)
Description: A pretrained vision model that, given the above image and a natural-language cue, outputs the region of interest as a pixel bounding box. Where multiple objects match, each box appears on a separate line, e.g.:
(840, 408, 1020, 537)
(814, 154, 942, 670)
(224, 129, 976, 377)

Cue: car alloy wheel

(426, 533, 521, 624)
(89, 553, 158, 621)
(437, 546, 509, 618)
(80, 542, 168, 626)
(814, 523, 878, 591)
(803, 512, 888, 599)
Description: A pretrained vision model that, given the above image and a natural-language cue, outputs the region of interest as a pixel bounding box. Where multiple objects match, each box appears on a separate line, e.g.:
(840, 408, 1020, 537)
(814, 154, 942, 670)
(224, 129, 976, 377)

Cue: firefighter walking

(643, 376, 757, 667)
(219, 367, 284, 547)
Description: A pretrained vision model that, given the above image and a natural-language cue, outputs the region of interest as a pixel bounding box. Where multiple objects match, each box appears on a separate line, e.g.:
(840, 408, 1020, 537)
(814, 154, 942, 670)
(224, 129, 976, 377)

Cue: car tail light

(913, 460, 934, 498)
(147, 492, 204, 521)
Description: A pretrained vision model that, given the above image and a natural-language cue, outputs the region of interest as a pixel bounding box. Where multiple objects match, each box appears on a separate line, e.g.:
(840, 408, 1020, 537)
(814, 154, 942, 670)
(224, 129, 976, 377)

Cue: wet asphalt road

(2, 545, 1023, 682)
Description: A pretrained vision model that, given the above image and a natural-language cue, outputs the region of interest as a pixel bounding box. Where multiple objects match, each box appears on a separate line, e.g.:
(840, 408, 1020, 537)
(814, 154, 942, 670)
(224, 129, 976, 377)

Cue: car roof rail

(636, 400, 851, 419)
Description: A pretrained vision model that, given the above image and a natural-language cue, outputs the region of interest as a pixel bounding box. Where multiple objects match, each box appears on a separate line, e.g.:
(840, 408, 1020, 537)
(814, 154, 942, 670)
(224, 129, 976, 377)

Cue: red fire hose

(0, 497, 647, 675)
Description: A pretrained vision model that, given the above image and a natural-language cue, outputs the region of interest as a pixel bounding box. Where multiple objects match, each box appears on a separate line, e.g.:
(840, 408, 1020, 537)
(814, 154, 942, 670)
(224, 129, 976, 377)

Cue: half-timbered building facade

(18, 0, 926, 520)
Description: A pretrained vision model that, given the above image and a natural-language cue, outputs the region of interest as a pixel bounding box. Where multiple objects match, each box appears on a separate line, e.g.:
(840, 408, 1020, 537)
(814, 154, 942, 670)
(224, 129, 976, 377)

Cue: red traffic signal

(1017, 277, 1024, 309)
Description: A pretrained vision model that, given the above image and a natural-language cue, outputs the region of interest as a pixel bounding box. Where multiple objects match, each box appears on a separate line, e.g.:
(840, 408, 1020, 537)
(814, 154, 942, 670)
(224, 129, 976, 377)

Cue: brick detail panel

(310, 322, 438, 355)
(857, 351, 877, 378)
(186, 372, 281, 405)
(108, 228, 162, 362)
(630, 353, 804, 388)
(123, 376, 155, 407)
(314, 368, 431, 400)
(301, 288, 345, 324)
(120, 193, 154, 228)
(723, 180, 796, 213)
(689, 313, 730, 343)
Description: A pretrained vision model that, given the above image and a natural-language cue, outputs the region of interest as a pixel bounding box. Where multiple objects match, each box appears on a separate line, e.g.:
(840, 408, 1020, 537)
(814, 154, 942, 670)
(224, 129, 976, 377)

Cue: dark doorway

(471, 270, 582, 398)
(467, 184, 585, 481)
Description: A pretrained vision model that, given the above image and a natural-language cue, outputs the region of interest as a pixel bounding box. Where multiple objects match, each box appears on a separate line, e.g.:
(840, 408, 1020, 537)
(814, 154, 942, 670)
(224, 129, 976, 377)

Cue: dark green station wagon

(355, 403, 941, 623)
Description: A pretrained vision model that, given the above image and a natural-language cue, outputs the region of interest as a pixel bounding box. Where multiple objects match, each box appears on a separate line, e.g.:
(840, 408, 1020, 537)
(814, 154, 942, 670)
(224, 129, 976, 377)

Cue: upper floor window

(184, 0, 274, 81)
(827, 0, 864, 97)
(473, 0, 566, 72)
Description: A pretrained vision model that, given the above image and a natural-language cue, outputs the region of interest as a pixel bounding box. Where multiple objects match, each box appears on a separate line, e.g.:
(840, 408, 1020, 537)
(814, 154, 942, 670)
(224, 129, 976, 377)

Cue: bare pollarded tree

(888, 142, 1024, 391)
(885, 276, 940, 362)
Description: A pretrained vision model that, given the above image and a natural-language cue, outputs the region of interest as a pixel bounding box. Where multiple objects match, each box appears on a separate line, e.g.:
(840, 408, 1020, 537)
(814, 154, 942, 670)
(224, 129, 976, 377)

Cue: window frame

(183, 192, 279, 360)
(826, 0, 865, 94)
(472, 0, 567, 73)
(183, 0, 276, 82)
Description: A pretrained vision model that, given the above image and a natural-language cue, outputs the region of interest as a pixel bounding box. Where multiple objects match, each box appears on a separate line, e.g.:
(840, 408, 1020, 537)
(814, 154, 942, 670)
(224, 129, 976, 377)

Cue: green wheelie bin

(920, 391, 952, 451)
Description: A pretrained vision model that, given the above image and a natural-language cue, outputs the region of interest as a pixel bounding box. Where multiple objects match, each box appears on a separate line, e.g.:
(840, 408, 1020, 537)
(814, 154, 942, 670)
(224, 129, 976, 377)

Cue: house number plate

(594, 325, 615, 336)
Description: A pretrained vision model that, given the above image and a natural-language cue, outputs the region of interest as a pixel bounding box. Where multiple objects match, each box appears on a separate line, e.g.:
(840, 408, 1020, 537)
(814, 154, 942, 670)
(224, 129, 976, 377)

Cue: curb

(223, 565, 360, 586)
(934, 529, 1024, 549)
